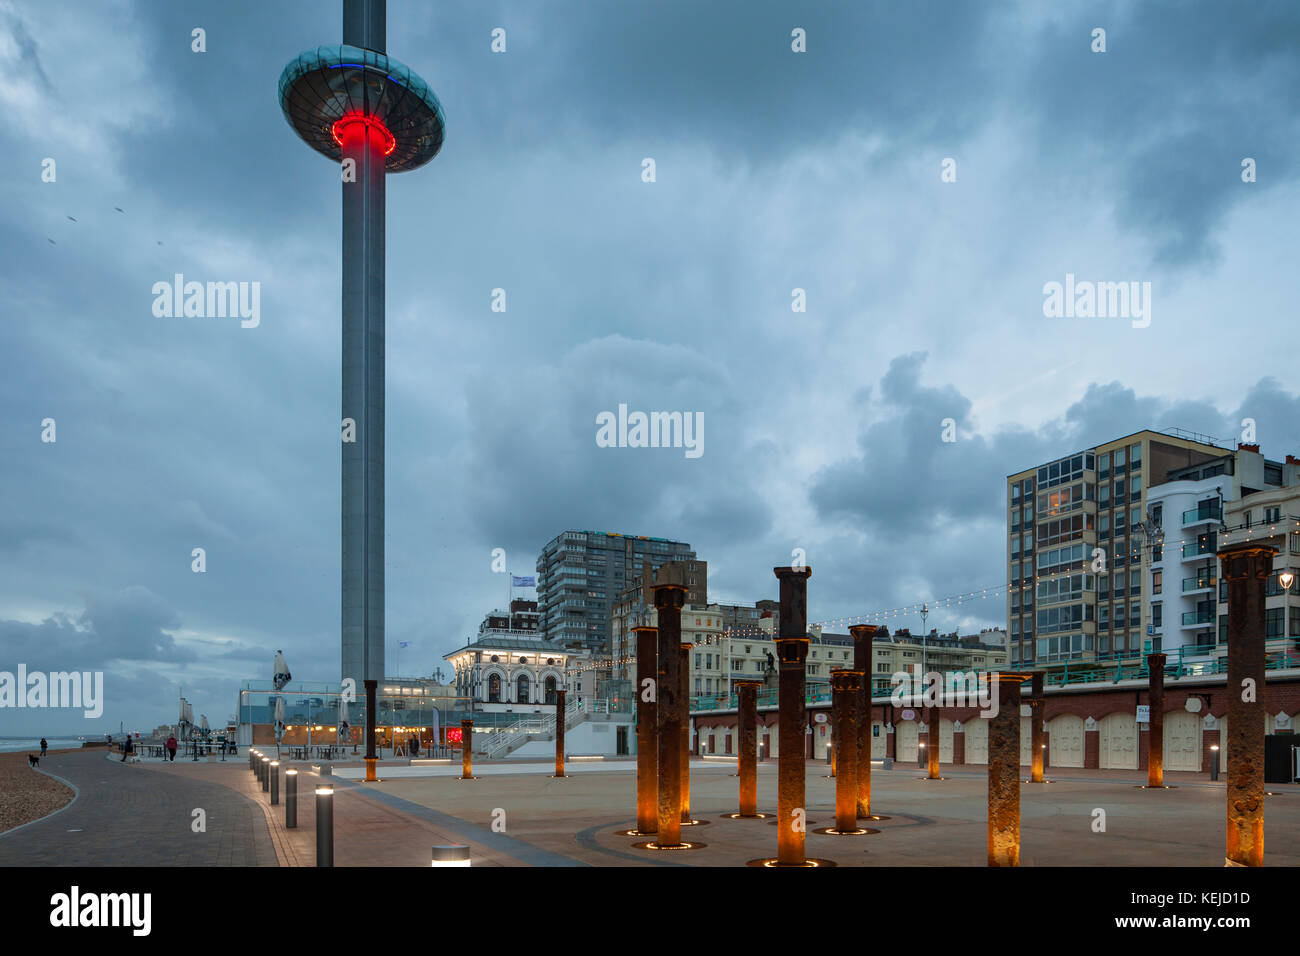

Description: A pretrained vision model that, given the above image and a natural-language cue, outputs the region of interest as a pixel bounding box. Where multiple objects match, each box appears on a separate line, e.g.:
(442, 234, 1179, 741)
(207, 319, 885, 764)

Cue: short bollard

(286, 769, 298, 828)
(316, 784, 334, 867)
(431, 845, 470, 867)
(270, 760, 280, 805)
(261, 757, 270, 791)
(1211, 745, 1220, 782)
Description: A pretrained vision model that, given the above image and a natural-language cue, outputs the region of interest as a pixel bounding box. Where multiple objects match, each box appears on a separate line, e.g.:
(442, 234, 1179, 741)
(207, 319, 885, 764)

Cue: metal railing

(688, 640, 1300, 711)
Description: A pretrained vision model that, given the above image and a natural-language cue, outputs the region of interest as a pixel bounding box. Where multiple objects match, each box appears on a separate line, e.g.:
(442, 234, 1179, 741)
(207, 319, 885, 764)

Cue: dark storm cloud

(0, 6, 51, 92)
(0, 585, 193, 670)
(1019, 0, 1300, 266)
(809, 355, 1300, 544)
(461, 334, 772, 549)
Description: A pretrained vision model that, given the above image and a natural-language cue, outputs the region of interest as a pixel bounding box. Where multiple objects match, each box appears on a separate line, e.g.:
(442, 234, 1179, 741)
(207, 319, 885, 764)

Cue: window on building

(1266, 607, 1284, 639)
(1265, 506, 1281, 524)
(1152, 570, 1162, 594)
(1152, 603, 1162, 627)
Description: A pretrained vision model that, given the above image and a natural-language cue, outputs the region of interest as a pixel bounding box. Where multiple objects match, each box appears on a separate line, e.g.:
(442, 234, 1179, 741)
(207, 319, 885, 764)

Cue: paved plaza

(3, 750, 1297, 866)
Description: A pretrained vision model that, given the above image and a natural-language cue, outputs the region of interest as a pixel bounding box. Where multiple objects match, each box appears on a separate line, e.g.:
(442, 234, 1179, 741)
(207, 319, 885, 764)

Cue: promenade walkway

(0, 750, 276, 866)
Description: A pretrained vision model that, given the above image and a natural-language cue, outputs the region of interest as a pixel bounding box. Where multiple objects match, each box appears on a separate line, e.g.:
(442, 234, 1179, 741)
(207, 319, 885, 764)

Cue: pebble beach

(0, 751, 76, 834)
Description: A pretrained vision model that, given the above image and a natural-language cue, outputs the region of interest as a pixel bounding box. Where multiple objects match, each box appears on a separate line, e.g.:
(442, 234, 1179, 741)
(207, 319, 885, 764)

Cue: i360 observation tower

(279, 0, 445, 693)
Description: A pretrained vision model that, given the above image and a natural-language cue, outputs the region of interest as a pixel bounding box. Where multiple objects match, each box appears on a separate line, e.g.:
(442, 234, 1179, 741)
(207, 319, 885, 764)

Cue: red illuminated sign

(445, 728, 463, 744)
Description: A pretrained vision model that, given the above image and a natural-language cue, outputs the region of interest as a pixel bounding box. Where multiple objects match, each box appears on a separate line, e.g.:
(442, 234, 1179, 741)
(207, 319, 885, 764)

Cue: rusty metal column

(989, 671, 1030, 866)
(1146, 654, 1165, 788)
(554, 689, 566, 778)
(460, 719, 474, 780)
(680, 642, 692, 824)
(831, 670, 862, 832)
(364, 678, 378, 782)
(1218, 542, 1274, 866)
(653, 582, 688, 847)
(851, 624, 879, 818)
(926, 705, 941, 779)
(1029, 671, 1045, 783)
(634, 626, 658, 834)
(736, 680, 762, 817)
(775, 566, 812, 866)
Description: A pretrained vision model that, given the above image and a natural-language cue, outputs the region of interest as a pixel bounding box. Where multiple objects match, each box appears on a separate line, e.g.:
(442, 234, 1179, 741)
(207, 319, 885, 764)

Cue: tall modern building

(1149, 445, 1300, 658)
(535, 531, 701, 651)
(278, 1, 446, 690)
(1005, 429, 1226, 670)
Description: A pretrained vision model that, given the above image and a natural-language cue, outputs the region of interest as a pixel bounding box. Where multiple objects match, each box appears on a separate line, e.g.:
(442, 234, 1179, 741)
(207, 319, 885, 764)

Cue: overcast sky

(3, 0, 1299, 736)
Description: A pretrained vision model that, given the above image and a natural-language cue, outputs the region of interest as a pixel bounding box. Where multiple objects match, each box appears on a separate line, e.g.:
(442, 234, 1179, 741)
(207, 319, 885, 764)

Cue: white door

(1099, 711, 1138, 769)
(896, 721, 918, 762)
(871, 722, 887, 758)
(1163, 711, 1200, 772)
(939, 718, 954, 763)
(965, 718, 988, 764)
(1048, 714, 1085, 768)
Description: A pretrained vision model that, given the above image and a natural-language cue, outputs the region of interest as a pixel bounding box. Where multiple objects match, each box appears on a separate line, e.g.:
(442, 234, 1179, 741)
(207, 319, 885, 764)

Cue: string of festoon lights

(701, 516, 1300, 643)
(558, 517, 1300, 662)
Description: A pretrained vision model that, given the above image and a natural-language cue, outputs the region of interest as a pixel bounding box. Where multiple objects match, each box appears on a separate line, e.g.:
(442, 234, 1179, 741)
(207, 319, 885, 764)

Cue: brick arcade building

(691, 671, 1300, 776)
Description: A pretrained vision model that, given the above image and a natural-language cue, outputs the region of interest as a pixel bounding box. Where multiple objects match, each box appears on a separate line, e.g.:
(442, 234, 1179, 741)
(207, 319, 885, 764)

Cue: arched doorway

(488, 673, 501, 703)
(544, 676, 557, 704)
(516, 674, 531, 705)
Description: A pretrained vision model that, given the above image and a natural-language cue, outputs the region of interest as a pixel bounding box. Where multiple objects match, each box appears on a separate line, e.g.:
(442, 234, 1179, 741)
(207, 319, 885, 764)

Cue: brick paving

(3, 750, 1296, 866)
(148, 753, 583, 866)
(0, 751, 277, 866)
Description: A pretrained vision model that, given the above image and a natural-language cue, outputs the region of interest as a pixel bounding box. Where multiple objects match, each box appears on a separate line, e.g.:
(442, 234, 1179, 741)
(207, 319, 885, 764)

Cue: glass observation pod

(279, 44, 446, 173)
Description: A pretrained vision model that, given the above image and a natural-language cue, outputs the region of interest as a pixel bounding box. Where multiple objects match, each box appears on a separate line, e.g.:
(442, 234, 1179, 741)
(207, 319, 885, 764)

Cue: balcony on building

(1182, 501, 1221, 526)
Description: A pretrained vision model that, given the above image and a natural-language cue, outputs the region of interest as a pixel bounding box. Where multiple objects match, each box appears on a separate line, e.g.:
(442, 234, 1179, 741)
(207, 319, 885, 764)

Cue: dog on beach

(28, 754, 39, 767)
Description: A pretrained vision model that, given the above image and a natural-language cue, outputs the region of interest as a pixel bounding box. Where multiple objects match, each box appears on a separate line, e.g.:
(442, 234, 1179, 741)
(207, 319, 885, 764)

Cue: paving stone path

(0, 751, 276, 866)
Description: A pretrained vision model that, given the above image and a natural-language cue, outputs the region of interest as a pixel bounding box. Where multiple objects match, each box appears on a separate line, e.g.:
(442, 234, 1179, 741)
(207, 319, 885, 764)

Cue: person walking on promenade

(121, 734, 134, 762)
(165, 734, 177, 761)
(410, 734, 419, 758)
(39, 738, 48, 757)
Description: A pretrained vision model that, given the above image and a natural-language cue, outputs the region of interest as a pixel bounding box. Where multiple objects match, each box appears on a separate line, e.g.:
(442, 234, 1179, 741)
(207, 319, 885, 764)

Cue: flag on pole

(511, 575, 535, 587)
